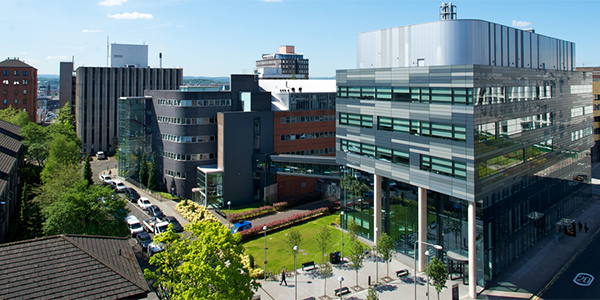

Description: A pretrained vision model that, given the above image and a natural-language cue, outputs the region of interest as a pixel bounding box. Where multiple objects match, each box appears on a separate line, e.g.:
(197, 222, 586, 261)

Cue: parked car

(147, 241, 165, 257)
(125, 188, 140, 202)
(231, 220, 252, 234)
(147, 205, 165, 220)
(99, 174, 113, 186)
(112, 180, 127, 193)
(142, 217, 170, 234)
(136, 231, 152, 249)
(137, 197, 152, 210)
(96, 151, 106, 160)
(125, 215, 144, 237)
(164, 216, 183, 232)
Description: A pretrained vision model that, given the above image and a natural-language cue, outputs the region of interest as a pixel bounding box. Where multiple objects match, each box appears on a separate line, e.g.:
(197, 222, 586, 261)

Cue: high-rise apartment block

(256, 46, 309, 79)
(336, 11, 592, 296)
(0, 58, 38, 122)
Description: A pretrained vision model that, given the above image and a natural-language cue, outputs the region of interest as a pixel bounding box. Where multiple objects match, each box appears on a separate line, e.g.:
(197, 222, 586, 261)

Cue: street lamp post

(425, 250, 431, 300)
(294, 245, 299, 300)
(414, 241, 443, 300)
(227, 201, 231, 229)
(263, 225, 268, 280)
(375, 226, 379, 285)
(340, 211, 345, 261)
(338, 276, 344, 300)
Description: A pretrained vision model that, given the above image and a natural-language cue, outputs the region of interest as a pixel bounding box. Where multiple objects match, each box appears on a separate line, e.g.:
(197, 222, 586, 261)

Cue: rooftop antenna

(439, 2, 457, 20)
(106, 36, 110, 67)
(159, 53, 162, 68)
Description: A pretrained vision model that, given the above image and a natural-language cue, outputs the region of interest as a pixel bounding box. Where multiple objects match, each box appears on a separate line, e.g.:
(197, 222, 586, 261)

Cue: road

(537, 226, 600, 299)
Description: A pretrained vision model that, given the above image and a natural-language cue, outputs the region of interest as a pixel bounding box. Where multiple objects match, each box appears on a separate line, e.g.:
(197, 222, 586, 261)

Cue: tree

(147, 152, 159, 190)
(285, 227, 302, 256)
(139, 152, 148, 186)
(144, 221, 261, 299)
(318, 261, 333, 297)
(19, 181, 43, 240)
(83, 155, 93, 187)
(348, 221, 365, 288)
(427, 257, 449, 300)
(0, 106, 30, 127)
(316, 224, 332, 262)
(366, 286, 379, 300)
(377, 232, 395, 278)
(19, 122, 50, 166)
(40, 134, 82, 184)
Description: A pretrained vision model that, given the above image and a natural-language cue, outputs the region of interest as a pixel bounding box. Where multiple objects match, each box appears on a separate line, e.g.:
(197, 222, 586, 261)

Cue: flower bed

(239, 207, 330, 241)
(175, 200, 218, 223)
(229, 205, 276, 223)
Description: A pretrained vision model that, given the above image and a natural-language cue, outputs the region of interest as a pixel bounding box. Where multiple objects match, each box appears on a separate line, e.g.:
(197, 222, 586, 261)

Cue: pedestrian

(578, 220, 583, 232)
(585, 223, 589, 233)
(108, 170, 111, 175)
(280, 268, 287, 286)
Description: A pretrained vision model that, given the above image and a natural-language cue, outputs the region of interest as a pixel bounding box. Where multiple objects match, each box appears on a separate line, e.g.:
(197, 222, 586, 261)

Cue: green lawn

(226, 202, 267, 215)
(242, 213, 351, 275)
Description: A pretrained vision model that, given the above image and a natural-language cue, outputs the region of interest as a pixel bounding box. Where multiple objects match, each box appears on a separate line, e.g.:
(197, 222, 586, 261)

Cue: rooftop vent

(439, 2, 457, 20)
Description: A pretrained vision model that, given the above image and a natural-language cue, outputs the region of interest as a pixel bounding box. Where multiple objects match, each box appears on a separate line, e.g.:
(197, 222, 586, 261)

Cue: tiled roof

(0, 120, 22, 139)
(0, 235, 149, 300)
(0, 59, 34, 68)
(0, 133, 22, 154)
(0, 152, 16, 174)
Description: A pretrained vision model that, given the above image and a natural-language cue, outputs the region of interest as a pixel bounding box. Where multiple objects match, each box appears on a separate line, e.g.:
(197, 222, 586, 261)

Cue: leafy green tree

(139, 152, 148, 186)
(316, 224, 332, 262)
(348, 221, 365, 287)
(147, 152, 159, 190)
(377, 232, 395, 278)
(318, 261, 333, 297)
(40, 134, 82, 184)
(366, 286, 379, 300)
(19, 181, 43, 240)
(427, 257, 449, 300)
(19, 122, 50, 166)
(0, 106, 30, 127)
(285, 227, 302, 256)
(83, 155, 93, 187)
(144, 221, 261, 299)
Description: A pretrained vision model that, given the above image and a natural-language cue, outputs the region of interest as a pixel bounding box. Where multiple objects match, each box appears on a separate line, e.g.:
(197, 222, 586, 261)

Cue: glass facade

(117, 97, 152, 181)
(196, 167, 223, 209)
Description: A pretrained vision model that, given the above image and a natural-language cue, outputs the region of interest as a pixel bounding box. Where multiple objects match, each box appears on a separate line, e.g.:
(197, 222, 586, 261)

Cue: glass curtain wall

(117, 97, 151, 181)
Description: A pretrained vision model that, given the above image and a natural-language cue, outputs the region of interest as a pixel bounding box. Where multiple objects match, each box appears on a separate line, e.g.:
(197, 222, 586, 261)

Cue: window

(23, 71, 28, 76)
(2, 80, 8, 85)
(3, 99, 6, 104)
(23, 80, 28, 85)
(14, 99, 18, 104)
(23, 99, 26, 104)
(13, 81, 19, 86)
(2, 89, 6, 95)
(14, 89, 18, 95)
(14, 71, 19, 76)
(23, 89, 27, 95)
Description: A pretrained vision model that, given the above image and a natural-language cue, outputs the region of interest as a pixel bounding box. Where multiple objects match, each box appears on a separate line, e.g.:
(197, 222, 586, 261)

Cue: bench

(334, 287, 350, 296)
(301, 298, 316, 300)
(301, 261, 316, 271)
(396, 269, 409, 278)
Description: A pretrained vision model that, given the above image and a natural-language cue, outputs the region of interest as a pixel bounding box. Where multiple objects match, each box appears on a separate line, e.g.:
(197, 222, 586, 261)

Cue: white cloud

(107, 12, 153, 20)
(512, 20, 532, 28)
(98, 0, 128, 6)
(82, 29, 104, 33)
(46, 56, 69, 60)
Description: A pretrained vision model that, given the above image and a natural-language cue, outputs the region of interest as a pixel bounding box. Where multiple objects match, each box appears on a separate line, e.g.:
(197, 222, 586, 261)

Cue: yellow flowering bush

(175, 200, 219, 223)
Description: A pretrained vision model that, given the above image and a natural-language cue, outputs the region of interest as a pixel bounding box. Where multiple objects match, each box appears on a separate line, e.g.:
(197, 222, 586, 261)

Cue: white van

(125, 215, 144, 237)
(96, 151, 106, 160)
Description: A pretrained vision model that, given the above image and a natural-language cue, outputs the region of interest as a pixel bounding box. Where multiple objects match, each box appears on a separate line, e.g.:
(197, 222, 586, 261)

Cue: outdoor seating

(396, 269, 409, 277)
(334, 287, 350, 296)
(301, 261, 316, 271)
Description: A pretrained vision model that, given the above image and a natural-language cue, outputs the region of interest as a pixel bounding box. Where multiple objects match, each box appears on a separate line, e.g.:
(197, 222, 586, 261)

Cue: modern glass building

(337, 18, 593, 297)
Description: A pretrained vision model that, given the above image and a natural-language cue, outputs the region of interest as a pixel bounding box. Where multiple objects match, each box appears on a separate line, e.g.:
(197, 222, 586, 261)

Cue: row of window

(340, 139, 410, 166)
(161, 150, 216, 162)
(571, 127, 593, 142)
(157, 115, 216, 125)
(339, 112, 467, 142)
(420, 155, 467, 180)
(2, 80, 28, 86)
(2, 70, 29, 76)
(157, 98, 231, 107)
(477, 113, 553, 142)
(478, 140, 553, 179)
(280, 114, 335, 124)
(279, 147, 335, 156)
(3, 89, 27, 95)
(165, 169, 186, 179)
(160, 133, 215, 143)
(3, 99, 27, 105)
(280, 131, 335, 141)
(474, 86, 552, 106)
(337, 86, 473, 105)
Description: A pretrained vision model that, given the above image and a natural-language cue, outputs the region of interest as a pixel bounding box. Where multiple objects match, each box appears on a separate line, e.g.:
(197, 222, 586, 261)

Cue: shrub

(230, 205, 277, 222)
(175, 200, 218, 223)
(241, 254, 265, 279)
(273, 202, 287, 211)
(239, 207, 330, 241)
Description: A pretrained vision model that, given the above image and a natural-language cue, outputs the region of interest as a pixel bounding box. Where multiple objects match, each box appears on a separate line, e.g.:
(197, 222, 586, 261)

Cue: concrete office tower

(0, 58, 38, 122)
(59, 61, 75, 109)
(256, 46, 309, 79)
(336, 17, 592, 297)
(110, 43, 149, 68)
(76, 66, 182, 154)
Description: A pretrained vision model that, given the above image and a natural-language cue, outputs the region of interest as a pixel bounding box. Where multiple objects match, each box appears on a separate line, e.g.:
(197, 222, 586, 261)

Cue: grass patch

(242, 213, 362, 275)
(226, 202, 267, 215)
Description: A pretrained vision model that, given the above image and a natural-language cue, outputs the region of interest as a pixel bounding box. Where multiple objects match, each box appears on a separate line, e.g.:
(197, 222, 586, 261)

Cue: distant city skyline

(2, 0, 598, 77)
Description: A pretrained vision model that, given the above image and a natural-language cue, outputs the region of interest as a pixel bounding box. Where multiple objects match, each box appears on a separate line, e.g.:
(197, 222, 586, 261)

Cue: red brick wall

(1, 66, 38, 122)
(273, 110, 336, 155)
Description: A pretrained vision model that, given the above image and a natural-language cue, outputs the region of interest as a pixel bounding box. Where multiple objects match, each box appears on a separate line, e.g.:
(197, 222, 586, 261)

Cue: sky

(1, 0, 599, 77)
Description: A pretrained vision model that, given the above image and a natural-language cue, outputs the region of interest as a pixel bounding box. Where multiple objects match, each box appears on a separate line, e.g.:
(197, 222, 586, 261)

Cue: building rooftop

(258, 79, 335, 94)
(0, 234, 149, 299)
(0, 58, 35, 68)
(0, 120, 23, 139)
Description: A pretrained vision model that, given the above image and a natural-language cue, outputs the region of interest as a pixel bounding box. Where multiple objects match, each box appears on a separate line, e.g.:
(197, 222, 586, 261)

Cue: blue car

(231, 221, 252, 234)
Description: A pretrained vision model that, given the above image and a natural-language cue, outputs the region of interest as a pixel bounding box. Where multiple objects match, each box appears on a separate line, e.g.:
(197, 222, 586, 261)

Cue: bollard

(368, 275, 371, 286)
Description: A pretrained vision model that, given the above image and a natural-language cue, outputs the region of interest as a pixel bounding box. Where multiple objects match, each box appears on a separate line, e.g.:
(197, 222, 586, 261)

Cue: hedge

(239, 207, 330, 241)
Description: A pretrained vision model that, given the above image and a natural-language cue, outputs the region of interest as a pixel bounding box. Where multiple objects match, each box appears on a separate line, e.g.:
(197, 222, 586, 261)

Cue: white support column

(373, 174, 382, 245)
(468, 201, 477, 299)
(418, 187, 427, 272)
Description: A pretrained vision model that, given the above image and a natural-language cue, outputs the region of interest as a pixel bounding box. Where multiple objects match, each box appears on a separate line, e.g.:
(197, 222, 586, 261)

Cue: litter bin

(330, 251, 341, 264)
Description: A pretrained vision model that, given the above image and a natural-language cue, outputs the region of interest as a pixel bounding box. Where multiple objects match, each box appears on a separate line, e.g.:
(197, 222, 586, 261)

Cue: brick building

(0, 58, 38, 122)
